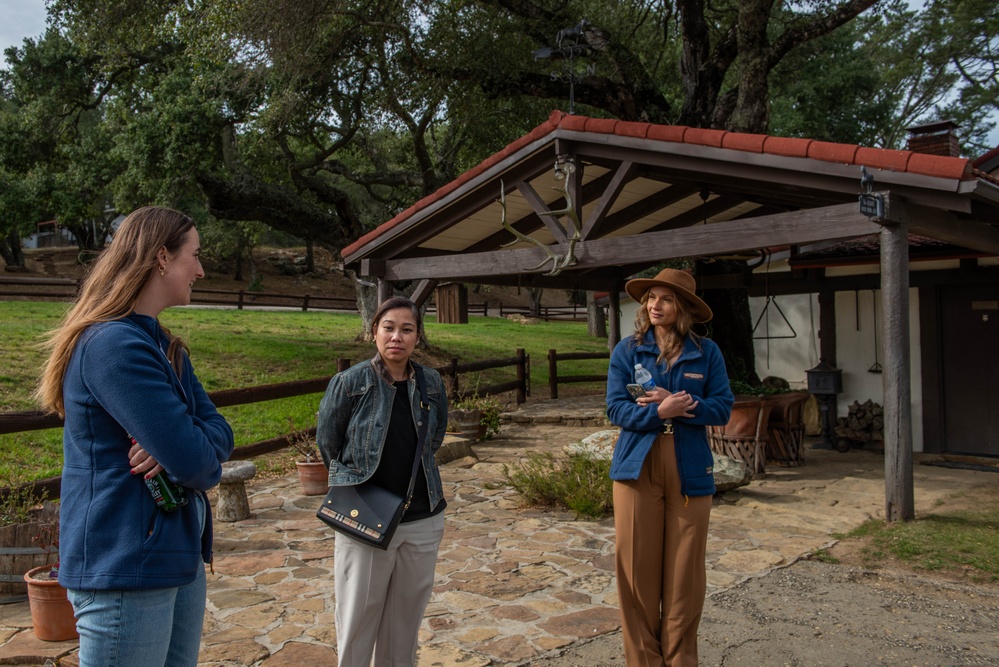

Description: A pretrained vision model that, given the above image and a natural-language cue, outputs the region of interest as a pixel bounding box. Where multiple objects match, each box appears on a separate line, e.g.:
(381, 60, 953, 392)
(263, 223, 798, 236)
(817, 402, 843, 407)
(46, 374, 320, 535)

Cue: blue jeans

(68, 493, 208, 667)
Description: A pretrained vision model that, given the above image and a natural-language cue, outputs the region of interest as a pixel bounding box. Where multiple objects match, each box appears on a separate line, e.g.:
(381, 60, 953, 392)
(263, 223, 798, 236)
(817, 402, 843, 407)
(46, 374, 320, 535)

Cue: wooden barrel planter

(708, 396, 770, 476)
(1, 522, 59, 600)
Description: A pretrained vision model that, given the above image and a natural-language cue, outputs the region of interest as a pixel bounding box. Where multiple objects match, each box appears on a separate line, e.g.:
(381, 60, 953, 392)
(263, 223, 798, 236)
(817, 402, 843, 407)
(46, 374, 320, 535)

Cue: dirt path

(534, 558, 999, 666)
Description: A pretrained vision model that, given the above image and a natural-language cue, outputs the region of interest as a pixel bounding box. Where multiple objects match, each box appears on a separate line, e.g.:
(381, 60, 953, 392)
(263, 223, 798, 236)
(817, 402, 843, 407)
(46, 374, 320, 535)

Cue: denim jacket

(316, 356, 449, 511)
(606, 330, 733, 496)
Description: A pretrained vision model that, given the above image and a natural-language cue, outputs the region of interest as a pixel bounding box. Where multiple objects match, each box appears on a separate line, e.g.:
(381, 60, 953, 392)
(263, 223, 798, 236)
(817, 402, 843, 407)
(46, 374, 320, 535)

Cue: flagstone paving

(0, 395, 987, 666)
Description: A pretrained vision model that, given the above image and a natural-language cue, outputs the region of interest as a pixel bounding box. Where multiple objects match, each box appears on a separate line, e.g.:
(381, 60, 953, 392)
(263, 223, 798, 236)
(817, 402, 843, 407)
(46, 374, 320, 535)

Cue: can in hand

(130, 436, 188, 513)
(144, 472, 188, 513)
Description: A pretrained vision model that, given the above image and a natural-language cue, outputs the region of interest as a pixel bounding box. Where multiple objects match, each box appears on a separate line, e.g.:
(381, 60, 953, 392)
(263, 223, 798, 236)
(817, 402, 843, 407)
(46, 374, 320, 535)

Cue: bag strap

(404, 366, 433, 506)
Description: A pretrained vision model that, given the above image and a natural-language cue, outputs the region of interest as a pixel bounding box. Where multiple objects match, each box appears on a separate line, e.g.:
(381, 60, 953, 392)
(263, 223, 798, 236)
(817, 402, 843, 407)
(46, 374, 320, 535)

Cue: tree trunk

(305, 239, 315, 274)
(528, 288, 543, 317)
(354, 274, 379, 341)
(234, 237, 245, 281)
(587, 292, 607, 337)
(0, 231, 26, 270)
(698, 259, 760, 385)
(730, 0, 773, 133)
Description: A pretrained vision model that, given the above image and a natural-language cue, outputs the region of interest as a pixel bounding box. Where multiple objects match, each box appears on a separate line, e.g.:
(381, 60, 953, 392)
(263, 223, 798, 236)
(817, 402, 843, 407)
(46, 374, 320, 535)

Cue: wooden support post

(880, 218, 914, 522)
(516, 348, 527, 404)
(376, 279, 390, 306)
(336, 358, 351, 373)
(817, 288, 838, 430)
(548, 349, 558, 399)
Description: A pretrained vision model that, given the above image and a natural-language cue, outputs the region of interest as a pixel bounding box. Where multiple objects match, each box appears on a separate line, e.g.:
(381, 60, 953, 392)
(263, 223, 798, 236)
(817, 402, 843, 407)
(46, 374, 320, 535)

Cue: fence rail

(0, 351, 530, 501)
(0, 276, 495, 315)
(547, 349, 610, 399)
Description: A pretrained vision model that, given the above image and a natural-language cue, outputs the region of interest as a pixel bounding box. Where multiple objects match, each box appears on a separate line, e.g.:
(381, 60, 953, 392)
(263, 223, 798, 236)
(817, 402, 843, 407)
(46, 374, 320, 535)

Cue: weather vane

(532, 20, 594, 114)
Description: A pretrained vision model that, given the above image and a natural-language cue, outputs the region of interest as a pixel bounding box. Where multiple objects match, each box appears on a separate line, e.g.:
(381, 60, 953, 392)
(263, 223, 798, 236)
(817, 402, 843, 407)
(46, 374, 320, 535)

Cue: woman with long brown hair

(606, 268, 733, 666)
(36, 206, 233, 667)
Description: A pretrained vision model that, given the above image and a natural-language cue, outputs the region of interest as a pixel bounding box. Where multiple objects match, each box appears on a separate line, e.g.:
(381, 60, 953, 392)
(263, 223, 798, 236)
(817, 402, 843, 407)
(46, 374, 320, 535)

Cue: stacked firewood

(835, 400, 884, 446)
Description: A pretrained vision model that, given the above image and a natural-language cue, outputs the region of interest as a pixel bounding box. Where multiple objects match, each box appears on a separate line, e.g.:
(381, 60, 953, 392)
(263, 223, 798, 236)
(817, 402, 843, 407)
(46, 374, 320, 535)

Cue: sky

(1, 0, 997, 151)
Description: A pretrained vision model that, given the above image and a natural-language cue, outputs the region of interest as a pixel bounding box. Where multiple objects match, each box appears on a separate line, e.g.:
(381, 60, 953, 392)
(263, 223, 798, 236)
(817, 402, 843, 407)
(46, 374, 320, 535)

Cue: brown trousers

(613, 434, 712, 667)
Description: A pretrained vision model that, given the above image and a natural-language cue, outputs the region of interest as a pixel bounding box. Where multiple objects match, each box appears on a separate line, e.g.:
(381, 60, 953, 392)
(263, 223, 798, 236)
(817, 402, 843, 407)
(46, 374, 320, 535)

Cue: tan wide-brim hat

(625, 268, 713, 323)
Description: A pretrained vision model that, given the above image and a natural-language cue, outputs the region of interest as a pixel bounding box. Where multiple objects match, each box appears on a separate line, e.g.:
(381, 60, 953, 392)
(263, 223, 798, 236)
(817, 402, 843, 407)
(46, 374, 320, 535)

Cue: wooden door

(940, 286, 999, 456)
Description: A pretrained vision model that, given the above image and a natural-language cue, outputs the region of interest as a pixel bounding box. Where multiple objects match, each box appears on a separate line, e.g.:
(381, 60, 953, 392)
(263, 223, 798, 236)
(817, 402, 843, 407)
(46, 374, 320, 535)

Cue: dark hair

(371, 296, 423, 338)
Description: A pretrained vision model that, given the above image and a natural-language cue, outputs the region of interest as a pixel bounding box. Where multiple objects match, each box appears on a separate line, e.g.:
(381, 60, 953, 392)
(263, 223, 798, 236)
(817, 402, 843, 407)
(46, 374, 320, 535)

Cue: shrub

(503, 451, 613, 519)
(450, 395, 502, 440)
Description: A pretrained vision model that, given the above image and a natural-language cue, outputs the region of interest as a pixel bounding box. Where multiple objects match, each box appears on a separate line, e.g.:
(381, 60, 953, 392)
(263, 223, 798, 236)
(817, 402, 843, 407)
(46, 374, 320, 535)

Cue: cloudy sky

(0, 0, 48, 61)
(1, 1, 996, 151)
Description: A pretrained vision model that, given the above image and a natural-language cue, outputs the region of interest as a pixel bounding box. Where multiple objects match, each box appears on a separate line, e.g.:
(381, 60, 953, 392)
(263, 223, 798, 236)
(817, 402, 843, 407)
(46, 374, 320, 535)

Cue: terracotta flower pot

(23, 564, 78, 642)
(296, 460, 330, 496)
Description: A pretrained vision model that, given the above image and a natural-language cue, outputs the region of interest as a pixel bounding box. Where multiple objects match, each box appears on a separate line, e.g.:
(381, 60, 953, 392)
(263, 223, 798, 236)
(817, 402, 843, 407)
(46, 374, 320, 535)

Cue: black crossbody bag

(316, 368, 431, 550)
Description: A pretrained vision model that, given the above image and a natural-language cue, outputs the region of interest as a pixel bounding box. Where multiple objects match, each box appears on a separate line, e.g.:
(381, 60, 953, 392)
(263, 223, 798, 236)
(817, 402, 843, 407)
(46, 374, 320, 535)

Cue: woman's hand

(637, 388, 698, 420)
(128, 440, 165, 479)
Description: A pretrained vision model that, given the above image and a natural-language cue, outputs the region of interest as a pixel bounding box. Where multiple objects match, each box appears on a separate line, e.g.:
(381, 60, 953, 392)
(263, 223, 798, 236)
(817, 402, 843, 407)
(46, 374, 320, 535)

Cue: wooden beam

(377, 202, 882, 281)
(463, 170, 617, 254)
(595, 184, 697, 238)
(884, 194, 999, 255)
(880, 217, 914, 522)
(516, 181, 567, 242)
(581, 160, 635, 239)
(409, 279, 438, 307)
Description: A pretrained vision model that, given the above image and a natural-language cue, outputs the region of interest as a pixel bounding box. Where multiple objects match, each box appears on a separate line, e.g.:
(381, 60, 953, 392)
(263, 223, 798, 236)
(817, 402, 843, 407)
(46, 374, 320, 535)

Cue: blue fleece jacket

(58, 313, 233, 591)
(606, 330, 733, 496)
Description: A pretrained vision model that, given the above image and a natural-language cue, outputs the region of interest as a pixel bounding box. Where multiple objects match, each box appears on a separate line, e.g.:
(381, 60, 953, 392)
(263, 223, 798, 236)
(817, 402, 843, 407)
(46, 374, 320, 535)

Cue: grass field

(0, 301, 611, 483)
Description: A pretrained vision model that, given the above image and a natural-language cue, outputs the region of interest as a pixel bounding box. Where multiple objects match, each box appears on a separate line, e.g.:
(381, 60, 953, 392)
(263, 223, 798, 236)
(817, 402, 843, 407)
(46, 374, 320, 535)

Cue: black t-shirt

(367, 380, 445, 522)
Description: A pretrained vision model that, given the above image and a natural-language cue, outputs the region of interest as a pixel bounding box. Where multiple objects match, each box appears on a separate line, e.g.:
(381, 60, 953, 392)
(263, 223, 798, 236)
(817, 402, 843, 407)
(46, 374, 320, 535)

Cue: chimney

(905, 120, 960, 157)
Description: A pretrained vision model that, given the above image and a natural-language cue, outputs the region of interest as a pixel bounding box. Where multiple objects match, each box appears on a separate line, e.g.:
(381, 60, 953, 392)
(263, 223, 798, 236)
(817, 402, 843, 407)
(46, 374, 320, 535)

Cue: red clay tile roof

(342, 111, 977, 259)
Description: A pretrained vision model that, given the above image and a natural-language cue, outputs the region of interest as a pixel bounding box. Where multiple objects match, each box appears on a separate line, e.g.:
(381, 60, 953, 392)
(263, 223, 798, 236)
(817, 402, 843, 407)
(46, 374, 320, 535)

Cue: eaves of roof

(341, 111, 976, 261)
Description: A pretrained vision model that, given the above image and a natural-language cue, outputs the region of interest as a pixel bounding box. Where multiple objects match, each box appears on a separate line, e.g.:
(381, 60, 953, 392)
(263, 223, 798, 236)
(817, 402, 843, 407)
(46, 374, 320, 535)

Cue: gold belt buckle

(662, 422, 674, 435)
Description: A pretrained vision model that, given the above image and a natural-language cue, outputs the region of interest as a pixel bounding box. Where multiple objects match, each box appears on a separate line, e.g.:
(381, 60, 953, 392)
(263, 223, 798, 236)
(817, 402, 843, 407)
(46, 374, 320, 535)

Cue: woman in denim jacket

(316, 296, 448, 666)
(607, 268, 733, 667)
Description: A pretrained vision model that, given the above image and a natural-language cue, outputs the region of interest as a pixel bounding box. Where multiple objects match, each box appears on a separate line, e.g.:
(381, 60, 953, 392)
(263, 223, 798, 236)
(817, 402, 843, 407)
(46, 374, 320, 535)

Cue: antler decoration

(498, 179, 581, 276)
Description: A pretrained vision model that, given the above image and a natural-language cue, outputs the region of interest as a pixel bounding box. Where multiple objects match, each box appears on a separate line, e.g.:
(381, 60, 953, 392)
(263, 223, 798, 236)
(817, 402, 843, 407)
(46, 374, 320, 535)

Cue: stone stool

(217, 460, 257, 522)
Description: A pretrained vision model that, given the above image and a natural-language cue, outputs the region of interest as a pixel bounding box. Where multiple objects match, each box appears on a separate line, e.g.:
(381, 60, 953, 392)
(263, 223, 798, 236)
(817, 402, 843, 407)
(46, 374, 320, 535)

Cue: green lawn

(0, 301, 610, 482)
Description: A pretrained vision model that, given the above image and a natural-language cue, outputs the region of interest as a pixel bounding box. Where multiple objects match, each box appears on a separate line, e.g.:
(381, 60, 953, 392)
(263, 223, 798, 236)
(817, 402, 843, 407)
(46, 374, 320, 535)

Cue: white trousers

(334, 513, 445, 667)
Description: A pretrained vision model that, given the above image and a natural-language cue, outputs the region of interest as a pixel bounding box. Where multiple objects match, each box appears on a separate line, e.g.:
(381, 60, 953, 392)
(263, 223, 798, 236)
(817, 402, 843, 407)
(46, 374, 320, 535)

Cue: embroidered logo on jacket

(684, 372, 704, 380)
(706, 466, 713, 474)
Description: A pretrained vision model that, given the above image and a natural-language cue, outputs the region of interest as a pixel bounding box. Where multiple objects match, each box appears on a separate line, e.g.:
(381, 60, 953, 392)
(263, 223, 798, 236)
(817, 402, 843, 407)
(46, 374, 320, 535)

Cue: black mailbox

(806, 360, 843, 395)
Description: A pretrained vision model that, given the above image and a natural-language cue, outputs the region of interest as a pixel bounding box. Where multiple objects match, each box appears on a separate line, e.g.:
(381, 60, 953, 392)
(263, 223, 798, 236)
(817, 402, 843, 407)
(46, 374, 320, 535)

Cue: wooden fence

(0, 276, 489, 315)
(547, 349, 610, 399)
(0, 351, 530, 502)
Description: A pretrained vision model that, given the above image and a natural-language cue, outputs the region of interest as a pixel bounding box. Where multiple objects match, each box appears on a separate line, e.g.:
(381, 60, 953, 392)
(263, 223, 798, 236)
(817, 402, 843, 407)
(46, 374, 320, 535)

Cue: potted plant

(20, 502, 77, 642)
(1, 483, 59, 598)
(448, 395, 502, 441)
(287, 418, 329, 496)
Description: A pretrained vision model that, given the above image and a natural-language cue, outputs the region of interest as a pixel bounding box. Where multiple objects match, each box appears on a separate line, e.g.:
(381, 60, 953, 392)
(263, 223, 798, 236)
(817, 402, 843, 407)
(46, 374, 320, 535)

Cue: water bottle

(634, 364, 656, 392)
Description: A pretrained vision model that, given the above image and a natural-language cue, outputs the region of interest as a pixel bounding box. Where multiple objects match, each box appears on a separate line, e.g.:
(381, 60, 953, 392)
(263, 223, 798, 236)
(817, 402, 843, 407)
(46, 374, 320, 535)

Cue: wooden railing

(497, 303, 588, 322)
(0, 351, 530, 501)
(547, 349, 610, 399)
(0, 276, 492, 315)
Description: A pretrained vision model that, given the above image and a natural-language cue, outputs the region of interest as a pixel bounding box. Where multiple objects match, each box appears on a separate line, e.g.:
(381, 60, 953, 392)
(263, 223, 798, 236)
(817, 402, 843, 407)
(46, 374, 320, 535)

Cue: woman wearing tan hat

(606, 267, 733, 666)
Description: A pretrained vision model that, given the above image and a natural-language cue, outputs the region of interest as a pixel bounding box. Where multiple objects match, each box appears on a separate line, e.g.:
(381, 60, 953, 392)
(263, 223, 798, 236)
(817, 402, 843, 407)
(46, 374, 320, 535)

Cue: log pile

(835, 399, 884, 448)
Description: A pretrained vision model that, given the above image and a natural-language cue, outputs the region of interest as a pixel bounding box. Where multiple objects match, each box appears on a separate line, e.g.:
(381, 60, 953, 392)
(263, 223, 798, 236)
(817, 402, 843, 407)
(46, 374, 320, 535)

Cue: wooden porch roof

(342, 111, 999, 293)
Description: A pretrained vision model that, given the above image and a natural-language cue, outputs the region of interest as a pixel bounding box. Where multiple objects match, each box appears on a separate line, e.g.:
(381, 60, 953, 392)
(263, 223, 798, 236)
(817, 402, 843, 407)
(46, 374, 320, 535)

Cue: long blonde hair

(36, 206, 195, 416)
(631, 288, 700, 365)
